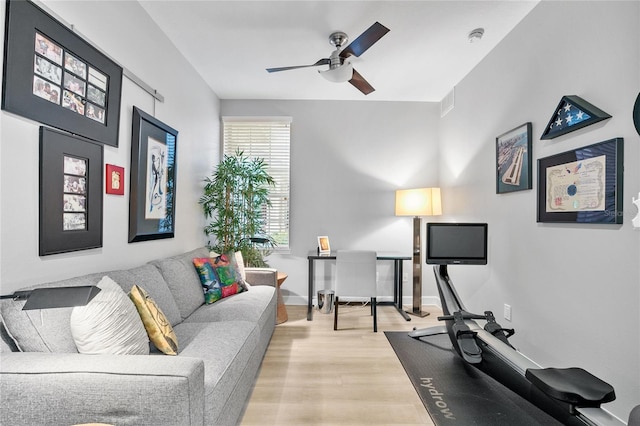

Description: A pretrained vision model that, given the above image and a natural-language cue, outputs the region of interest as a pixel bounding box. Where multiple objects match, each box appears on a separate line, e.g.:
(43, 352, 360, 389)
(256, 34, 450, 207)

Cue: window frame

(221, 116, 291, 252)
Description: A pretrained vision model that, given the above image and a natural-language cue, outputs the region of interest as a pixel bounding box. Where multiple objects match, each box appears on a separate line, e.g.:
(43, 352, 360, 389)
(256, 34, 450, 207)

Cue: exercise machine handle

(438, 312, 486, 321)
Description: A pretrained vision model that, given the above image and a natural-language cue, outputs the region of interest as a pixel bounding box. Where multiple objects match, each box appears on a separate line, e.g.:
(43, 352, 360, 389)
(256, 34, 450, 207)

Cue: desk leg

(393, 260, 398, 306)
(307, 258, 314, 321)
(395, 259, 411, 321)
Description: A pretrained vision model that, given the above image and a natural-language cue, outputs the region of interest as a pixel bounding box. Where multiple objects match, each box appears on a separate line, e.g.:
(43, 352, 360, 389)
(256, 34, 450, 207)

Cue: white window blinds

(222, 117, 291, 249)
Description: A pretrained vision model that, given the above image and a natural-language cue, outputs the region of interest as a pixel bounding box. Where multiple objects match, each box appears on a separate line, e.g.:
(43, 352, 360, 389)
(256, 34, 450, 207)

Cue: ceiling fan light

(319, 62, 353, 83)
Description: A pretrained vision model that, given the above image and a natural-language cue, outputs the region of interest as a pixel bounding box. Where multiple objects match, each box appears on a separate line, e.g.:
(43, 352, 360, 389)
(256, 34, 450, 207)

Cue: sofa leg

(333, 296, 339, 330)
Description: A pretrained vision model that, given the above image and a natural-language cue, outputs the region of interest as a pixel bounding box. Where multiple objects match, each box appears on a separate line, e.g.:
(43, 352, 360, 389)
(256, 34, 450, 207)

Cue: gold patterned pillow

(129, 285, 178, 355)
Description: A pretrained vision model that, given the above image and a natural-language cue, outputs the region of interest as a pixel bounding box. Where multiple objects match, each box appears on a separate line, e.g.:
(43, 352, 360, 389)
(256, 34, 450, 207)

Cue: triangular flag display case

(541, 95, 611, 140)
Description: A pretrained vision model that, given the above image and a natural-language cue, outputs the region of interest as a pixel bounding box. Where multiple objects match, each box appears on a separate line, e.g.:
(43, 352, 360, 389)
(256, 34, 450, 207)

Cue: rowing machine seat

(525, 367, 615, 411)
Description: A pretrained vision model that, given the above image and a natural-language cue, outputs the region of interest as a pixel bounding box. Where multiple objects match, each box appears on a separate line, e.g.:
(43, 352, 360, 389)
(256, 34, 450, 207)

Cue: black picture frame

(540, 95, 611, 140)
(633, 92, 640, 137)
(129, 107, 178, 242)
(39, 127, 103, 256)
(496, 122, 532, 194)
(537, 138, 624, 224)
(2, 0, 122, 147)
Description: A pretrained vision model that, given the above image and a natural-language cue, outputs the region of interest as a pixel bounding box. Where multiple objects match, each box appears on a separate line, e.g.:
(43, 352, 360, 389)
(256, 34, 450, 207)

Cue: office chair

(334, 250, 378, 332)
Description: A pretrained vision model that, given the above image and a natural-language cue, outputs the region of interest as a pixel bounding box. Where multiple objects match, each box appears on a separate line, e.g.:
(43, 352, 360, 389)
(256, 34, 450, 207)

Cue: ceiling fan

(266, 22, 390, 95)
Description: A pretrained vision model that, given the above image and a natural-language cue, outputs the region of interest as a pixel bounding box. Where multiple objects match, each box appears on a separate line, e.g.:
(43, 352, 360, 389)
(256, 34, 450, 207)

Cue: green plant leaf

(199, 149, 276, 266)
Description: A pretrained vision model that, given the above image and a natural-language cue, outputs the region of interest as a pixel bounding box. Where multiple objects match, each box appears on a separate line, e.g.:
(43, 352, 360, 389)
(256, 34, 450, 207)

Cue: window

(222, 117, 291, 250)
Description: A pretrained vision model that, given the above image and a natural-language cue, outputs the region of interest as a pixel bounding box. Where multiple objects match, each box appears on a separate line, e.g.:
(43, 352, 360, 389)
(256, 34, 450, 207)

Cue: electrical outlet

(504, 304, 512, 321)
(402, 272, 408, 282)
(376, 272, 379, 282)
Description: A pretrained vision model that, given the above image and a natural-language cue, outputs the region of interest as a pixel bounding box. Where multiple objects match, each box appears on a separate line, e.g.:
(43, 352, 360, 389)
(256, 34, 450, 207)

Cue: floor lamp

(395, 187, 442, 317)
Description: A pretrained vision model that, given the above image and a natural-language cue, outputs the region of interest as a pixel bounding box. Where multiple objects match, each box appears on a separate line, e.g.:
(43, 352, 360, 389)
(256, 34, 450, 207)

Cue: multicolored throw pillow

(193, 253, 248, 304)
(129, 284, 178, 355)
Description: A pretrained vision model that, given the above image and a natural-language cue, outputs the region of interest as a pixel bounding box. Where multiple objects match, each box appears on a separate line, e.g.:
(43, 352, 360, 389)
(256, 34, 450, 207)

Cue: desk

(307, 251, 411, 321)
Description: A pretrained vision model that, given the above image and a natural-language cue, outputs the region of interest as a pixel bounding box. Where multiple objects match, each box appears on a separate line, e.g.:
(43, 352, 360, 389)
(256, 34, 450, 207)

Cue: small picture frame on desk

(317, 236, 330, 255)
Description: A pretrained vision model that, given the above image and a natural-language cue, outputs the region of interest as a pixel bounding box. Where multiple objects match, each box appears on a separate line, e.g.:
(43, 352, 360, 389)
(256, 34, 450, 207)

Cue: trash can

(317, 290, 335, 314)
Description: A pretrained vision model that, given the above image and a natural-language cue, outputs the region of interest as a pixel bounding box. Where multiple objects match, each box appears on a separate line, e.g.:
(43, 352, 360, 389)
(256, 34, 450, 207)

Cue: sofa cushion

(193, 253, 248, 304)
(185, 285, 276, 329)
(172, 320, 261, 424)
(150, 247, 209, 321)
(70, 276, 149, 355)
(104, 264, 182, 327)
(129, 285, 178, 355)
(0, 261, 183, 353)
(0, 273, 106, 353)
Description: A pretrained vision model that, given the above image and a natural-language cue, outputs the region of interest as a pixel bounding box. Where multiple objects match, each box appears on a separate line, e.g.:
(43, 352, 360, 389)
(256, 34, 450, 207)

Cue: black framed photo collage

(33, 31, 109, 124)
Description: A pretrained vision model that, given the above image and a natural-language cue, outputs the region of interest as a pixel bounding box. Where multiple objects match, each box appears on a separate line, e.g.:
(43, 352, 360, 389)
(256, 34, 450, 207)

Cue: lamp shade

(395, 187, 442, 217)
(318, 62, 354, 83)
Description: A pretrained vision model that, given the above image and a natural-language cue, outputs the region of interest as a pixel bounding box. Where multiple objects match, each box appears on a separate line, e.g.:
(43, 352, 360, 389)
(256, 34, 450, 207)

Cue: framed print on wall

(105, 164, 125, 195)
(129, 107, 178, 243)
(537, 138, 624, 224)
(496, 122, 532, 194)
(2, 0, 122, 147)
(39, 127, 103, 256)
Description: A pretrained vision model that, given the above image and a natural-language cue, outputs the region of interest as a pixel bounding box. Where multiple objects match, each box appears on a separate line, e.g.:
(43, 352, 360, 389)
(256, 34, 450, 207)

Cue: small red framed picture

(105, 164, 125, 195)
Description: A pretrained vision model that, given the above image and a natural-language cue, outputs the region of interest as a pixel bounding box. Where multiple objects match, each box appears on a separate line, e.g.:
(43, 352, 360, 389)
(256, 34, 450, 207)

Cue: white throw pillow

(70, 276, 149, 355)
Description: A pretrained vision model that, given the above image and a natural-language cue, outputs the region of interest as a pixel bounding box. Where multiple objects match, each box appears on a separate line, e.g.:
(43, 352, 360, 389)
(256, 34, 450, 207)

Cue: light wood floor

(241, 303, 443, 425)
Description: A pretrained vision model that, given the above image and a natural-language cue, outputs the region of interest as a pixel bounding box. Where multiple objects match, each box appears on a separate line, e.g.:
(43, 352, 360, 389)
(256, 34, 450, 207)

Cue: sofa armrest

(245, 267, 278, 287)
(0, 352, 205, 425)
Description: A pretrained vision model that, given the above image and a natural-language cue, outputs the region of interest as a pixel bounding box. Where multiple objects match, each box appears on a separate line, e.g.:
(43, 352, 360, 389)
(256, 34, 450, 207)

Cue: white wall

(439, 1, 639, 420)
(0, 0, 219, 294)
(221, 99, 441, 306)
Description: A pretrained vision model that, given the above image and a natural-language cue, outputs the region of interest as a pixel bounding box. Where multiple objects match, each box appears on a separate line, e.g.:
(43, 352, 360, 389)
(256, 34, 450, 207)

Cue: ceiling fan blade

(340, 22, 390, 58)
(349, 69, 375, 95)
(266, 58, 330, 73)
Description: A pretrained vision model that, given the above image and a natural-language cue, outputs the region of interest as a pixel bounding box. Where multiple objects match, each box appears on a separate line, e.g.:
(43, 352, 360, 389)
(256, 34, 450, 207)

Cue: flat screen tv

(426, 223, 488, 265)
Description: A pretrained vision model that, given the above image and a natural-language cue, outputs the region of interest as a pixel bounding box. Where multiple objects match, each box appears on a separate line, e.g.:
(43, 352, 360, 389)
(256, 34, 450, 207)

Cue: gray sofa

(0, 247, 277, 426)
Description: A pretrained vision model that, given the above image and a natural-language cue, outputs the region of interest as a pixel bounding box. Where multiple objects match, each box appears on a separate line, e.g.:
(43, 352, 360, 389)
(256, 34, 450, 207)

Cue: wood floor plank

(241, 304, 442, 425)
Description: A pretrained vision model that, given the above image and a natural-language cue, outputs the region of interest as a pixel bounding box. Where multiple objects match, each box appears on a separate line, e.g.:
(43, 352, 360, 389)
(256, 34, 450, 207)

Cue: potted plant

(199, 149, 276, 267)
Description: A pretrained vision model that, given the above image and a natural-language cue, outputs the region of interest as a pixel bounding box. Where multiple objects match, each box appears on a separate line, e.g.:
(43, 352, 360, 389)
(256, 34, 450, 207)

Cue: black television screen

(426, 223, 488, 265)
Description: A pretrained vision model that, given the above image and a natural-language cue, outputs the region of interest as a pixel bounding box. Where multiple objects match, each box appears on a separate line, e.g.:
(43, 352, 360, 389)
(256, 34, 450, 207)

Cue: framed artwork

(496, 122, 532, 194)
(537, 138, 623, 224)
(540, 95, 611, 140)
(39, 127, 103, 256)
(633, 92, 640, 137)
(2, 0, 122, 146)
(105, 164, 125, 195)
(317, 236, 331, 255)
(129, 107, 178, 242)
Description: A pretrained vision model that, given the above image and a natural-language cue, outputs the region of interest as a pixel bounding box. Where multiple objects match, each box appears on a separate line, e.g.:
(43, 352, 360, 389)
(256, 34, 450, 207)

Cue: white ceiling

(140, 1, 539, 102)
